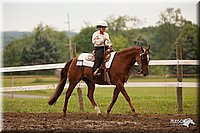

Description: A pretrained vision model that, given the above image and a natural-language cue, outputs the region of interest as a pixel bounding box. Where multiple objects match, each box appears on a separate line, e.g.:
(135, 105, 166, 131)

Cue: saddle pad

(76, 52, 116, 68)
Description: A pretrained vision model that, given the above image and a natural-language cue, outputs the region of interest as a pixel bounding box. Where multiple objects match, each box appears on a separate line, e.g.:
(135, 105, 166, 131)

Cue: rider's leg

(93, 47, 104, 77)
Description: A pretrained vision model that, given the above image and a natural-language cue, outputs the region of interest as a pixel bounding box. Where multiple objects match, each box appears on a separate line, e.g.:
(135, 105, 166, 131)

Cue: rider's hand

(104, 38, 109, 45)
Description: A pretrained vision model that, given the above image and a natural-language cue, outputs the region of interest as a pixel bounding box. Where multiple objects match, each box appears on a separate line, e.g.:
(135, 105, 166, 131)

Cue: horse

(48, 45, 150, 116)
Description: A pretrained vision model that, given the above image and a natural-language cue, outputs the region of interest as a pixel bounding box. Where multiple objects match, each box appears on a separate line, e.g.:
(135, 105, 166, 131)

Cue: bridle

(117, 46, 149, 74)
(130, 48, 149, 74)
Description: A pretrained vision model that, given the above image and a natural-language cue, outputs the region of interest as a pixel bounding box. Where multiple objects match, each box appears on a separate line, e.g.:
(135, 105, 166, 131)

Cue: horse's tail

(48, 59, 73, 105)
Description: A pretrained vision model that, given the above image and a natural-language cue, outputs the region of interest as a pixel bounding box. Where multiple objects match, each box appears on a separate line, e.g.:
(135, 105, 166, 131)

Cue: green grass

(128, 76, 198, 82)
(2, 75, 59, 87)
(3, 87, 198, 114)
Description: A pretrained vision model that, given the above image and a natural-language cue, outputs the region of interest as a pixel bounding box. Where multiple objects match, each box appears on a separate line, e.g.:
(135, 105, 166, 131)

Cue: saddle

(76, 47, 115, 83)
(85, 47, 114, 63)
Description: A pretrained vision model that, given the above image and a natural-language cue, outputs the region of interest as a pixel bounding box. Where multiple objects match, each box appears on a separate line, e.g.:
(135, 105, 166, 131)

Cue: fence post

(176, 42, 183, 113)
(67, 32, 84, 112)
(77, 84, 84, 112)
(11, 73, 14, 98)
(66, 13, 84, 112)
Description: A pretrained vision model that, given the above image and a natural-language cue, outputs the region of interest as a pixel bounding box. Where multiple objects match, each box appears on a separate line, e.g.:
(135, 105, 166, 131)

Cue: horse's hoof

(131, 112, 140, 117)
(48, 100, 55, 105)
(95, 106, 102, 115)
(97, 112, 103, 116)
(63, 112, 66, 117)
(106, 113, 110, 117)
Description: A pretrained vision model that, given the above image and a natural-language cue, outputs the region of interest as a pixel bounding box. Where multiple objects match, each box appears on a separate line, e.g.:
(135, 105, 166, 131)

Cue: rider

(92, 20, 112, 77)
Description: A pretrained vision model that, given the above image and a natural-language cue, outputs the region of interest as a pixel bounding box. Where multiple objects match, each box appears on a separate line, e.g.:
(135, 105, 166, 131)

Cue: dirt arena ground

(2, 112, 199, 133)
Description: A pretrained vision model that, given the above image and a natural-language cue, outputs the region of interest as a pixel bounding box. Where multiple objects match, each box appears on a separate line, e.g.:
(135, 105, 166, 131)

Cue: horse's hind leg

(107, 87, 120, 115)
(63, 82, 77, 117)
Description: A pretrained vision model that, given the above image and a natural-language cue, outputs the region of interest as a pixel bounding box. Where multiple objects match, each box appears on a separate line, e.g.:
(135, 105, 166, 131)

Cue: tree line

(3, 8, 199, 75)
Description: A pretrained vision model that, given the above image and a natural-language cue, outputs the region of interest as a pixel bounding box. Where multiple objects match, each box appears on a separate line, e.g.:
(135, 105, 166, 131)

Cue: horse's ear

(141, 46, 144, 53)
(147, 45, 150, 50)
(146, 45, 150, 53)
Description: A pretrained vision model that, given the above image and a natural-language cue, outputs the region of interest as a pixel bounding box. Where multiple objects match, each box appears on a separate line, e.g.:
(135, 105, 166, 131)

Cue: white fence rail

(1, 60, 199, 91)
(2, 82, 199, 92)
(0, 63, 66, 73)
(0, 60, 199, 73)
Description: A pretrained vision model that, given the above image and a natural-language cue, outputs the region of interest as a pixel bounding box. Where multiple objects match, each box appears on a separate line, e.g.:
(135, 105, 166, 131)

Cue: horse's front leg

(107, 87, 120, 116)
(85, 80, 102, 115)
(116, 81, 136, 113)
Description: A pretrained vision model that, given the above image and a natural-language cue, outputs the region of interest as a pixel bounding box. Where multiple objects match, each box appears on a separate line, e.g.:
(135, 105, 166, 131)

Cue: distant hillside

(2, 31, 77, 48)
(64, 31, 77, 37)
(2, 31, 32, 47)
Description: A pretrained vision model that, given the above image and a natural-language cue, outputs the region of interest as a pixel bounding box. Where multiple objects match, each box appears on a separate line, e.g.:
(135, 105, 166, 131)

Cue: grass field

(2, 75, 59, 87)
(3, 87, 198, 114)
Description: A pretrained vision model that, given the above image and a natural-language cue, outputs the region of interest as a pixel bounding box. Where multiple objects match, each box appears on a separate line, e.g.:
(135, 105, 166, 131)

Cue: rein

(118, 46, 144, 74)
(129, 65, 141, 74)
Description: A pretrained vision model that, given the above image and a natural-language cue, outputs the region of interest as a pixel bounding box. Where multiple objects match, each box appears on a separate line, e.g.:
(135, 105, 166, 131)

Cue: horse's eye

(141, 55, 146, 60)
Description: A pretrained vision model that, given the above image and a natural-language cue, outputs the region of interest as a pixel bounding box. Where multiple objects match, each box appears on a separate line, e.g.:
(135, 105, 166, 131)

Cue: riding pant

(93, 46, 108, 74)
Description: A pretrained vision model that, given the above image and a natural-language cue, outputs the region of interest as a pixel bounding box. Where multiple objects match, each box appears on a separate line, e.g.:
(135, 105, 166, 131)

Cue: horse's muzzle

(143, 72, 149, 76)
(138, 69, 148, 76)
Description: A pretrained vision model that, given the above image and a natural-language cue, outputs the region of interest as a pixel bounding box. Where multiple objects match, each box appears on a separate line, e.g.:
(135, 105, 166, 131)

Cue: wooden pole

(11, 73, 14, 98)
(72, 43, 76, 57)
(67, 13, 73, 59)
(66, 13, 84, 112)
(176, 42, 183, 113)
(77, 84, 84, 112)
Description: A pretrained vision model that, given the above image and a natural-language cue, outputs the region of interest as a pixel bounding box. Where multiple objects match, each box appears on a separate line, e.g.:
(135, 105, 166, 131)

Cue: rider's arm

(92, 32, 104, 46)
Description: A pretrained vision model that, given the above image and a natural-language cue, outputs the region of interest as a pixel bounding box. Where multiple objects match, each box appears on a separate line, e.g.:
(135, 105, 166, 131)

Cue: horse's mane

(117, 46, 141, 54)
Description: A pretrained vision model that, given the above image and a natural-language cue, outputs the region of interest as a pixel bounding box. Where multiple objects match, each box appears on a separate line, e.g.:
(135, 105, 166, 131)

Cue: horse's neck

(116, 50, 138, 73)
(118, 49, 138, 68)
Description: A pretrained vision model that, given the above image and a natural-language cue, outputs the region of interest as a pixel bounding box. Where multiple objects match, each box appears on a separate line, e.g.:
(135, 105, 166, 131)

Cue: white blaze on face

(147, 54, 150, 62)
(143, 48, 146, 53)
(140, 48, 145, 57)
(140, 48, 150, 62)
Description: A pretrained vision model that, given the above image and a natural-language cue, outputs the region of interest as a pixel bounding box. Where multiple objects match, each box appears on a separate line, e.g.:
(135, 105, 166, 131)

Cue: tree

(3, 35, 34, 67)
(106, 15, 143, 32)
(169, 22, 198, 74)
(106, 15, 145, 50)
(22, 24, 59, 65)
(133, 35, 148, 46)
(157, 8, 185, 27)
(3, 24, 69, 67)
(151, 8, 186, 59)
(73, 26, 96, 54)
(110, 35, 128, 51)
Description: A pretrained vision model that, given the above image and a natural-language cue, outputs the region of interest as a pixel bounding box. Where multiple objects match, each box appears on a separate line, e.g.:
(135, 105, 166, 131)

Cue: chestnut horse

(48, 45, 150, 116)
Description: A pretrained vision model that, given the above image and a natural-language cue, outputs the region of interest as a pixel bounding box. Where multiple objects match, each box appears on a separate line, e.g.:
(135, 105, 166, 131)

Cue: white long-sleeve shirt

(92, 30, 111, 47)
